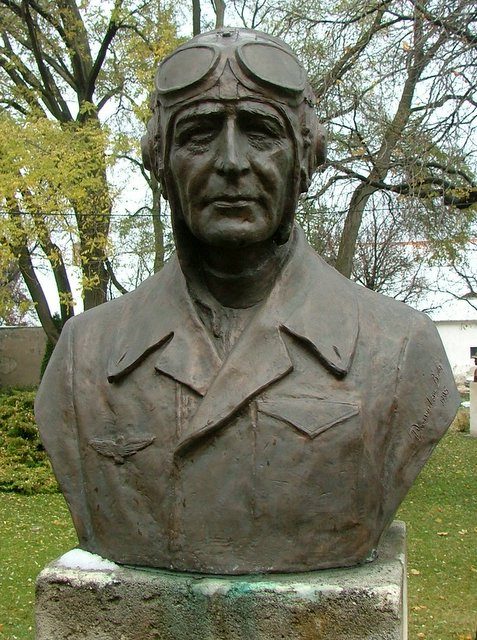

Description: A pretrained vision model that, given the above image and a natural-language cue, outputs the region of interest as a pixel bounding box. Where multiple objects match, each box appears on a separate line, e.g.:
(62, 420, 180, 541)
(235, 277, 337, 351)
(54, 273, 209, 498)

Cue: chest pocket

(257, 394, 360, 438)
(253, 393, 366, 532)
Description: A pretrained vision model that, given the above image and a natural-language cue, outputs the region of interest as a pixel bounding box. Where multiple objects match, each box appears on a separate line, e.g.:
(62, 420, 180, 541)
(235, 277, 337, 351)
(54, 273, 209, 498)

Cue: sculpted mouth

(206, 195, 256, 204)
(208, 193, 256, 212)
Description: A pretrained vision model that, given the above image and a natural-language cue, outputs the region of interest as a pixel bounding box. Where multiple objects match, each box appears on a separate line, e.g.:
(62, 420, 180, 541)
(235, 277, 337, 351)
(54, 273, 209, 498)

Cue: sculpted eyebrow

(239, 109, 286, 132)
(175, 109, 224, 131)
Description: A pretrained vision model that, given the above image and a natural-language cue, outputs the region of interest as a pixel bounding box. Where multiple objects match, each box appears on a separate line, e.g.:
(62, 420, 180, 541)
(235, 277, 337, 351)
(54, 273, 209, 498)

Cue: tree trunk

(13, 237, 60, 344)
(192, 0, 201, 35)
(6, 212, 61, 342)
(151, 175, 165, 272)
(215, 0, 226, 29)
(81, 257, 110, 309)
(334, 9, 430, 278)
(33, 215, 74, 324)
(335, 182, 376, 278)
(73, 115, 111, 310)
(76, 201, 110, 310)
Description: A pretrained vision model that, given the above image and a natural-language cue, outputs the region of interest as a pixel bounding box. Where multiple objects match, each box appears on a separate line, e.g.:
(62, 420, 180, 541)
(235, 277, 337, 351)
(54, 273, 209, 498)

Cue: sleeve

(382, 311, 460, 522)
(35, 318, 93, 547)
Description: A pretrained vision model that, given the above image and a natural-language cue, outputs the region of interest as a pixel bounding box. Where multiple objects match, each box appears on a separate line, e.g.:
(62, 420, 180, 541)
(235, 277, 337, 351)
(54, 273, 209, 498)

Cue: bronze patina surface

(35, 28, 459, 574)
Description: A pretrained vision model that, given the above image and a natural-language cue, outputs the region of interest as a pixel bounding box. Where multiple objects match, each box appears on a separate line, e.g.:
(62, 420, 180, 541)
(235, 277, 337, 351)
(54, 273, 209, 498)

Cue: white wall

(435, 320, 477, 382)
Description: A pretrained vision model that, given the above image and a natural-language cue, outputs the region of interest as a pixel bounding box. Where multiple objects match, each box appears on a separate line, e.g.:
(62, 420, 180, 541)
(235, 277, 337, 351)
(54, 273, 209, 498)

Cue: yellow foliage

(0, 115, 111, 219)
(0, 0, 182, 319)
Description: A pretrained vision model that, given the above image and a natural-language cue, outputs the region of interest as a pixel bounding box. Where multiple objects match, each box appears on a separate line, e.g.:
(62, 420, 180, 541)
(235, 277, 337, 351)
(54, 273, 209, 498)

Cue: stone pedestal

(470, 381, 477, 437)
(36, 521, 407, 640)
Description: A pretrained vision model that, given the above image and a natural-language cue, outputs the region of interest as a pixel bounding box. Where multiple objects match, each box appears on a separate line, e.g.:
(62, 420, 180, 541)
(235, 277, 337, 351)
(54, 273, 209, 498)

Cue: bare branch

(21, 1, 72, 120)
(105, 258, 129, 295)
(409, 0, 477, 46)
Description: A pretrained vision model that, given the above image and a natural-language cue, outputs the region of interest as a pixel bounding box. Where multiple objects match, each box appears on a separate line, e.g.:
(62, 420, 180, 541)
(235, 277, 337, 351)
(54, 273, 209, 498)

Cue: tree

(0, 0, 179, 340)
(266, 0, 477, 296)
(191, 0, 226, 34)
(0, 262, 31, 325)
(4, 0, 476, 328)
(0, 113, 111, 341)
(351, 203, 430, 306)
(429, 237, 477, 313)
(230, 0, 269, 29)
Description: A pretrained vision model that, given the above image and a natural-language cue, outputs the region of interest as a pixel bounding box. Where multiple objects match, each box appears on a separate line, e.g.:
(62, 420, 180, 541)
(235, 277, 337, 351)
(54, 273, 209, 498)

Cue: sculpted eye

(249, 123, 278, 138)
(175, 114, 223, 149)
(239, 113, 285, 147)
(177, 126, 216, 147)
(248, 127, 271, 139)
(246, 125, 282, 150)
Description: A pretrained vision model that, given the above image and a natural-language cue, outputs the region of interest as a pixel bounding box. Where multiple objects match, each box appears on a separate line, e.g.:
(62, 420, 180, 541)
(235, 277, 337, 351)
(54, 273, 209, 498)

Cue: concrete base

(36, 521, 407, 640)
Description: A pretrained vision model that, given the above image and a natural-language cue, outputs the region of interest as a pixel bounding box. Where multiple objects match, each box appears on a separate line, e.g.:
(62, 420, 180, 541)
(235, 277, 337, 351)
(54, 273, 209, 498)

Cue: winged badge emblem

(89, 434, 155, 464)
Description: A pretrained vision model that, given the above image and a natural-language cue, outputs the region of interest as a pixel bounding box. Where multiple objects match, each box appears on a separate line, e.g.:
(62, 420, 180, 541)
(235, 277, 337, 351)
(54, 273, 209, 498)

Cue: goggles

(155, 30, 311, 109)
(144, 29, 324, 204)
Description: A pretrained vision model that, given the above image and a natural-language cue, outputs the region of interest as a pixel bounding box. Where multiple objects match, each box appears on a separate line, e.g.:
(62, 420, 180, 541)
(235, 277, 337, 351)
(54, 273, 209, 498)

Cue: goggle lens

(237, 43, 305, 94)
(156, 45, 219, 94)
(156, 41, 305, 98)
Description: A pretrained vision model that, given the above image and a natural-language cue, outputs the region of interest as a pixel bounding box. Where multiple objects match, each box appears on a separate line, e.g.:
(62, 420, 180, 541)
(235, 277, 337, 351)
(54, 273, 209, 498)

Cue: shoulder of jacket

(68, 261, 175, 333)
(309, 251, 428, 336)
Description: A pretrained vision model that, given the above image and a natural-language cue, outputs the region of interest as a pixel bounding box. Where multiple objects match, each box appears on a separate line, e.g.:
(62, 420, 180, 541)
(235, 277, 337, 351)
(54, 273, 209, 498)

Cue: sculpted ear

(141, 104, 168, 200)
(314, 122, 327, 167)
(141, 124, 156, 174)
(300, 121, 327, 193)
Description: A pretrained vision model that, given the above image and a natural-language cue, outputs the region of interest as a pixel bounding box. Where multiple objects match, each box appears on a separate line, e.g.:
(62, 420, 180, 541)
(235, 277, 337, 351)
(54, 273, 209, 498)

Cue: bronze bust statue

(35, 28, 459, 575)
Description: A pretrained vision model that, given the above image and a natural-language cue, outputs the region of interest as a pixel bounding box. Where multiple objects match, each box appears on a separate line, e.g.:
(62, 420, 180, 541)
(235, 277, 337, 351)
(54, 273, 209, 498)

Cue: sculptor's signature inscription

(409, 364, 449, 440)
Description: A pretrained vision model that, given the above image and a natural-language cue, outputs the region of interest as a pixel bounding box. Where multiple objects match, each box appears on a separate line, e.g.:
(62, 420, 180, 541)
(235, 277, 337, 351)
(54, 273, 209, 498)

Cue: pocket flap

(257, 396, 360, 438)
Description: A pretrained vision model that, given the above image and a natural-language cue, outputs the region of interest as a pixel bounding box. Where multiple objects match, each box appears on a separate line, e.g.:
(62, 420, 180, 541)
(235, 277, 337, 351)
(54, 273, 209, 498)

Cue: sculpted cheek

(187, 156, 215, 198)
(253, 148, 293, 191)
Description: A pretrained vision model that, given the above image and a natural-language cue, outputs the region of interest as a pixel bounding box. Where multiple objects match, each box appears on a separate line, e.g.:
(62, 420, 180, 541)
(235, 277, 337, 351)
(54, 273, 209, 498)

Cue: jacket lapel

(107, 257, 221, 396)
(107, 227, 359, 454)
(174, 227, 359, 455)
(175, 312, 293, 455)
(154, 323, 221, 396)
(281, 241, 359, 379)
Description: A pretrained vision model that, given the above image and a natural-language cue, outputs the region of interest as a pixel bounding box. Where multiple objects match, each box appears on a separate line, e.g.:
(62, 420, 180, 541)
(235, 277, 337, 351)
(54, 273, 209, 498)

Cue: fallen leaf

(437, 531, 449, 536)
(410, 568, 421, 575)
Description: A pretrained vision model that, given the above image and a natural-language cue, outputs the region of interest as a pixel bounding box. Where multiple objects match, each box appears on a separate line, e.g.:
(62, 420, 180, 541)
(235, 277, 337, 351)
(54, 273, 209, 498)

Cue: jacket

(35, 227, 459, 574)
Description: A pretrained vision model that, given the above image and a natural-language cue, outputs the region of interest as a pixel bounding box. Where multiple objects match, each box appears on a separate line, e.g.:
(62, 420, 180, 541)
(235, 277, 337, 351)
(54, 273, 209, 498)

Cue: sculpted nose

(214, 120, 250, 176)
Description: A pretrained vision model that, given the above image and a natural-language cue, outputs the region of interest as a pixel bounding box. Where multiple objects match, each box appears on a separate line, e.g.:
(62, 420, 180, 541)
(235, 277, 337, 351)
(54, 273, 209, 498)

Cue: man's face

(168, 100, 295, 247)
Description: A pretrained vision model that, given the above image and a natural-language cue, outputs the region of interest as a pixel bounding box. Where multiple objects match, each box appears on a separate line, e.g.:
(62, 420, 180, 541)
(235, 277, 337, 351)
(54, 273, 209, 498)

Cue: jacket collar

(107, 227, 358, 452)
(107, 257, 222, 395)
(280, 235, 359, 379)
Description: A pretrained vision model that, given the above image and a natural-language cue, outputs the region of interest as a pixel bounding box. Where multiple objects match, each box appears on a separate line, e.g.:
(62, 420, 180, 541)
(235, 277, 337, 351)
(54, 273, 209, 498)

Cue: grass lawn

(0, 432, 476, 640)
(0, 494, 77, 640)
(398, 432, 477, 640)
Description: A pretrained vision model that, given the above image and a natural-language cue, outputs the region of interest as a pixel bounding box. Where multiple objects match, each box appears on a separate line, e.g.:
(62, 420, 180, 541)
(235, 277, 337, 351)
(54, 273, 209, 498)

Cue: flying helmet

(142, 28, 326, 243)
